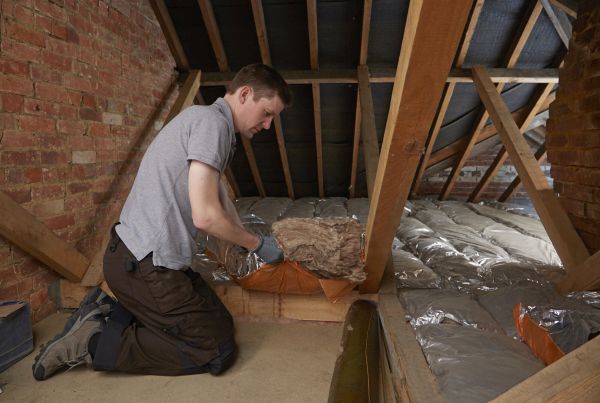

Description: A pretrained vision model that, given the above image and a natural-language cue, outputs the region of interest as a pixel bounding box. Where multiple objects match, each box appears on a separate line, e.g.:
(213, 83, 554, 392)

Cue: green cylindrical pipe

(328, 299, 380, 403)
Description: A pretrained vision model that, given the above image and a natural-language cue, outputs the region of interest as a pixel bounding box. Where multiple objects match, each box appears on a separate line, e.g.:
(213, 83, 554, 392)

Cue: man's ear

(239, 86, 252, 104)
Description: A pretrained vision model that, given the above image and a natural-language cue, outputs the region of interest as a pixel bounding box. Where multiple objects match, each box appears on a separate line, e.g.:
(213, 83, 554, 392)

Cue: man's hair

(227, 63, 291, 106)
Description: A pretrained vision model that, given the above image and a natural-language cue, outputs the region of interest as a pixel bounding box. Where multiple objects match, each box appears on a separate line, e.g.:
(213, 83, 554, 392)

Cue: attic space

(2, 0, 600, 401)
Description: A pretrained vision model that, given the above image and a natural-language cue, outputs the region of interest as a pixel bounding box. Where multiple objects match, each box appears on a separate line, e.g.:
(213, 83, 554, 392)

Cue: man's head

(224, 64, 291, 139)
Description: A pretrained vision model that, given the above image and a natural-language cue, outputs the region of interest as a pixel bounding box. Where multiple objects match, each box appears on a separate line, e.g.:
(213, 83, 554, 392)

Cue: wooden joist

(307, 0, 323, 198)
(472, 65, 589, 272)
(349, 0, 373, 198)
(148, 0, 190, 71)
(541, 0, 572, 48)
(0, 191, 89, 282)
(559, 250, 600, 292)
(549, 0, 578, 18)
(360, 0, 473, 293)
(358, 65, 380, 197)
(492, 334, 600, 402)
(439, 0, 544, 200)
(411, 0, 485, 196)
(200, 67, 559, 86)
(468, 82, 554, 202)
(165, 70, 202, 123)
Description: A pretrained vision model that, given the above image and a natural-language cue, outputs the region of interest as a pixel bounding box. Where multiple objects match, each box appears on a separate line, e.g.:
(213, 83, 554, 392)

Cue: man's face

(237, 86, 284, 139)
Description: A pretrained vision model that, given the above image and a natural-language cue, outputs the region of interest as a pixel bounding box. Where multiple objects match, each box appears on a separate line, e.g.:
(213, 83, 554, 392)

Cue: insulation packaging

(280, 197, 318, 219)
(346, 197, 370, 224)
(391, 241, 441, 290)
(234, 196, 260, 216)
(416, 324, 544, 403)
(315, 197, 348, 218)
(470, 203, 550, 242)
(247, 197, 292, 225)
(399, 289, 504, 333)
(395, 217, 435, 242)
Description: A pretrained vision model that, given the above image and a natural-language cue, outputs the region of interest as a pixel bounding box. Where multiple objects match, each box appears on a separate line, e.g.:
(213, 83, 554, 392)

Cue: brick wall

(419, 142, 550, 206)
(0, 0, 178, 322)
(547, 0, 600, 254)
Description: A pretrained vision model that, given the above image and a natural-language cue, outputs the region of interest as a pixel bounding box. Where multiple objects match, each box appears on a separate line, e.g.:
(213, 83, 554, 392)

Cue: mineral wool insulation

(200, 197, 600, 402)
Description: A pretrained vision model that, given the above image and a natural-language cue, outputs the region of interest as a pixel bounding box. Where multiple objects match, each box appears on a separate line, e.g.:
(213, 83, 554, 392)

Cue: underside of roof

(162, 0, 568, 198)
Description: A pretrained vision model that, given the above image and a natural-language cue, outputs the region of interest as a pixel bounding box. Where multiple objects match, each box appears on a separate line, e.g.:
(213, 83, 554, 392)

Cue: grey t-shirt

(116, 98, 236, 269)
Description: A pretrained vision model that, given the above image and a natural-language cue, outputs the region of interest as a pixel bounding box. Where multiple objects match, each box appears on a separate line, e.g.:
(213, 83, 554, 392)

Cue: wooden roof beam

(439, 0, 543, 200)
(148, 0, 190, 71)
(197, 0, 229, 72)
(350, 0, 373, 198)
(360, 0, 473, 293)
(307, 0, 323, 198)
(251, 0, 294, 199)
(498, 141, 547, 202)
(357, 65, 379, 197)
(411, 0, 485, 196)
(472, 65, 589, 272)
(541, 0, 572, 48)
(549, 0, 578, 19)
(200, 67, 558, 86)
(468, 82, 554, 202)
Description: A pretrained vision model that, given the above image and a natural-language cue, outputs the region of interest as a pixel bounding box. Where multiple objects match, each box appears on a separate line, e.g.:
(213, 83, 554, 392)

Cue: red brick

(32, 183, 66, 200)
(4, 188, 32, 203)
(79, 107, 101, 121)
(42, 166, 67, 183)
(0, 74, 34, 95)
(64, 73, 93, 92)
(14, 4, 35, 25)
(1, 150, 40, 165)
(0, 58, 29, 76)
(30, 288, 48, 311)
(30, 64, 63, 84)
(69, 164, 96, 179)
(68, 181, 92, 194)
(0, 113, 15, 129)
(57, 119, 86, 135)
(35, 13, 53, 33)
(51, 21, 68, 40)
(7, 23, 46, 48)
(58, 104, 77, 120)
(1, 93, 24, 112)
(24, 167, 43, 183)
(88, 121, 110, 136)
(560, 198, 586, 217)
(43, 213, 75, 230)
(19, 114, 55, 133)
(2, 39, 42, 63)
(36, 133, 66, 148)
(40, 51, 72, 71)
(14, 259, 42, 277)
(1, 130, 35, 148)
(68, 135, 93, 149)
(35, 82, 71, 103)
(34, 0, 67, 22)
(587, 202, 600, 220)
(41, 150, 68, 164)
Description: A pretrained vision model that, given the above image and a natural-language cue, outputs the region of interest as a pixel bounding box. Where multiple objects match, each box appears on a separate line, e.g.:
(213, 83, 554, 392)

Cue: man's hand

(252, 235, 284, 264)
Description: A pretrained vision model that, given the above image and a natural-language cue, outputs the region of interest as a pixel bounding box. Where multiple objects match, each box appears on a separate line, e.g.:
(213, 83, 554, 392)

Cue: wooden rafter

(411, 0, 485, 196)
(439, 1, 543, 200)
(360, 0, 473, 293)
(427, 92, 555, 168)
(468, 82, 554, 202)
(148, 0, 190, 71)
(241, 136, 266, 197)
(542, 0, 573, 48)
(307, 0, 323, 198)
(250, 0, 272, 65)
(560, 250, 600, 292)
(498, 141, 546, 202)
(493, 324, 600, 402)
(200, 67, 559, 86)
(224, 167, 241, 198)
(0, 192, 89, 282)
(357, 65, 379, 196)
(197, 0, 229, 72)
(250, 0, 294, 199)
(472, 65, 589, 271)
(349, 0, 372, 198)
(166, 70, 202, 122)
(549, 0, 578, 18)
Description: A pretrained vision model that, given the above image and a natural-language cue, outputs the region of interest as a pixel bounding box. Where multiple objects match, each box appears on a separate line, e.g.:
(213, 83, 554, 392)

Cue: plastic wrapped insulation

(478, 262, 552, 291)
(567, 291, 600, 309)
(413, 209, 456, 226)
(280, 197, 318, 218)
(483, 200, 540, 220)
(234, 197, 260, 216)
(482, 223, 562, 267)
(410, 199, 438, 211)
(469, 203, 551, 243)
(346, 198, 370, 224)
(395, 217, 435, 242)
(399, 289, 504, 333)
(196, 214, 273, 280)
(438, 201, 499, 233)
(403, 200, 414, 216)
(516, 297, 600, 354)
(416, 324, 544, 403)
(315, 197, 348, 218)
(247, 197, 292, 224)
(391, 239, 441, 289)
(477, 284, 560, 339)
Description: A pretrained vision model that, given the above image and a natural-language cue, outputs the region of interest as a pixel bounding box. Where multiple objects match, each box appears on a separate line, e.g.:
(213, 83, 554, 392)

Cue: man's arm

(189, 160, 259, 250)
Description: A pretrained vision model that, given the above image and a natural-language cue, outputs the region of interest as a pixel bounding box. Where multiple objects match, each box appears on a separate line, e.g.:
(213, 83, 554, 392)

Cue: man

(33, 63, 291, 380)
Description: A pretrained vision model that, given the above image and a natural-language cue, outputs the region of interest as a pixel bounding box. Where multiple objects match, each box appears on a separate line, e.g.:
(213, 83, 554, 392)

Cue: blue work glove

(252, 235, 284, 264)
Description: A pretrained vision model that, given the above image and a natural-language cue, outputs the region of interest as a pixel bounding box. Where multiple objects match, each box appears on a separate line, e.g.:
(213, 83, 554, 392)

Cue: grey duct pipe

(328, 300, 380, 403)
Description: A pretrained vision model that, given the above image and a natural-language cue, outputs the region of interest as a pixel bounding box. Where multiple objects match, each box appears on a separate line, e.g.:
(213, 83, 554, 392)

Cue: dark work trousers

(92, 228, 236, 376)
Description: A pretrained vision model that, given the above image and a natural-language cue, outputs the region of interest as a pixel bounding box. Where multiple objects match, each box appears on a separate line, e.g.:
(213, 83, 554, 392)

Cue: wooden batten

(0, 191, 89, 282)
(360, 0, 473, 293)
(241, 136, 266, 197)
(498, 142, 547, 202)
(541, 0, 572, 49)
(165, 70, 202, 123)
(197, 0, 229, 72)
(472, 65, 589, 272)
(312, 83, 325, 198)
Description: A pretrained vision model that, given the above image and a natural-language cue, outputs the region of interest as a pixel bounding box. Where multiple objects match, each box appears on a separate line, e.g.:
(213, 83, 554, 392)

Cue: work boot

(32, 289, 109, 381)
